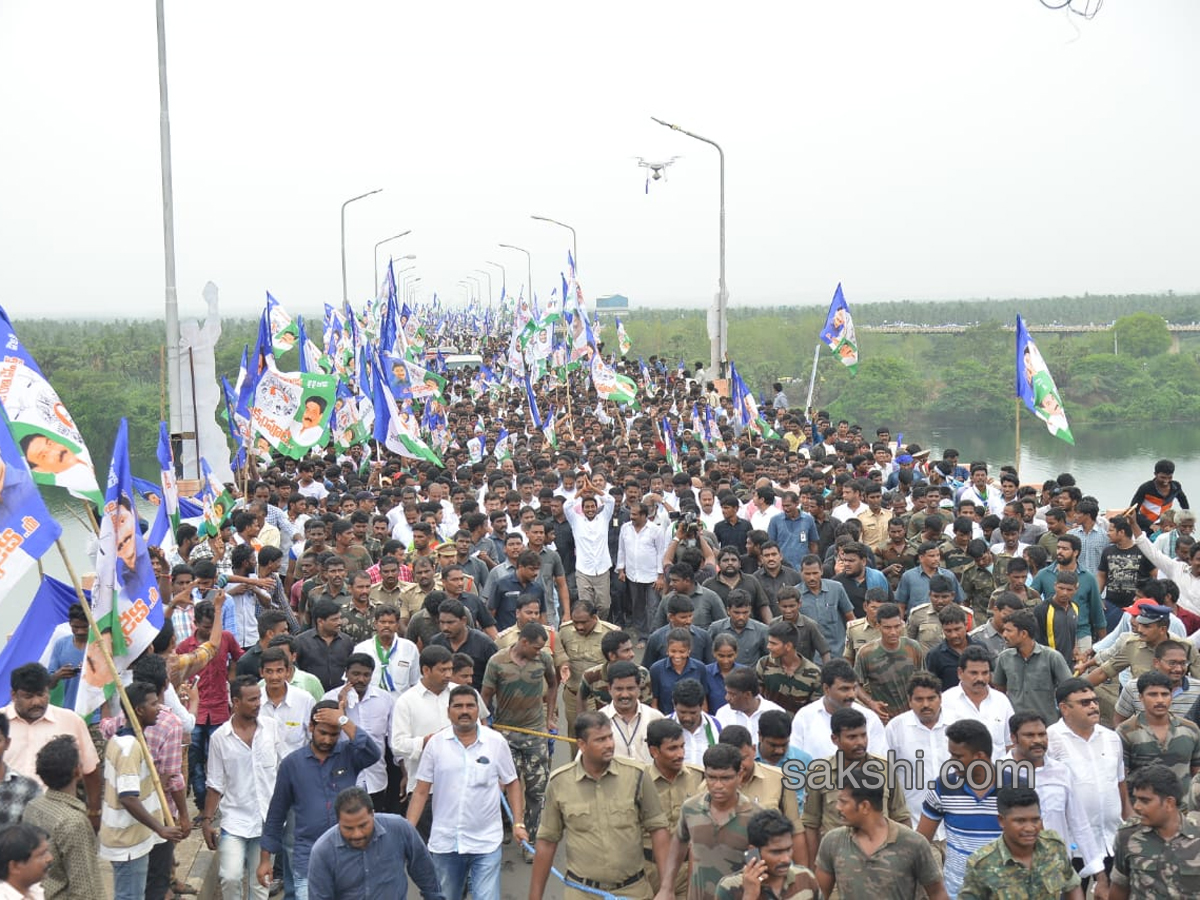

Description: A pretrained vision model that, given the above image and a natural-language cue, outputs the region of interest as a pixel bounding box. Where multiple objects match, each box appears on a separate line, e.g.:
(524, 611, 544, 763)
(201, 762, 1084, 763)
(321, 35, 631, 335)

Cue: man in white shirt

(405, 685, 523, 900)
(352, 605, 420, 698)
(1047, 678, 1128, 885)
(202, 676, 287, 900)
(715, 667, 783, 746)
(1007, 710, 1108, 886)
(667, 677, 721, 765)
(790, 659, 887, 759)
(749, 486, 782, 533)
(616, 501, 669, 638)
(884, 671, 950, 829)
(562, 475, 617, 617)
(390, 646, 457, 786)
(940, 645, 1015, 761)
(324, 654, 394, 809)
(830, 479, 867, 524)
(257, 648, 315, 756)
(600, 661, 663, 764)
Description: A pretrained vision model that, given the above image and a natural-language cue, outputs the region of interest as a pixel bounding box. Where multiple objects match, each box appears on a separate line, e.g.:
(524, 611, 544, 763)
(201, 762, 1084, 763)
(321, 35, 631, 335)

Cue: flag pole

(54, 538, 176, 828)
(804, 343, 821, 415)
(1014, 399, 1022, 471)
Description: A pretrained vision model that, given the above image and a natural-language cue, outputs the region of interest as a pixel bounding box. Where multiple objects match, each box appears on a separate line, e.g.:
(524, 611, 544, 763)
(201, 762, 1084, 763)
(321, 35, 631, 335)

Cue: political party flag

(266, 292, 300, 358)
(616, 317, 632, 356)
(493, 427, 512, 460)
(77, 420, 165, 716)
(467, 434, 486, 464)
(220, 376, 247, 471)
(237, 310, 272, 420)
(0, 307, 104, 505)
(0, 575, 77, 708)
(542, 405, 558, 449)
(371, 353, 443, 466)
(691, 404, 706, 445)
(195, 458, 235, 539)
(728, 361, 759, 428)
(704, 405, 727, 453)
(0, 403, 61, 609)
(662, 418, 681, 473)
(296, 315, 327, 375)
(820, 283, 859, 372)
(147, 422, 179, 549)
(524, 371, 544, 430)
(249, 360, 337, 460)
(1016, 315, 1074, 445)
(590, 354, 639, 406)
(331, 382, 369, 451)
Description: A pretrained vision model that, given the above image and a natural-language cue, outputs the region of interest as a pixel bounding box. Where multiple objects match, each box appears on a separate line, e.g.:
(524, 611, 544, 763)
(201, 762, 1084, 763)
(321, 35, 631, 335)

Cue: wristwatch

(337, 715, 349, 727)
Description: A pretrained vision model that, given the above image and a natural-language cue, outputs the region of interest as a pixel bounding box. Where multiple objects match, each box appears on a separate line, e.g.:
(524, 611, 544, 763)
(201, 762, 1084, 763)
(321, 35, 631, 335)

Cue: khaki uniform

(855, 508, 893, 551)
(555, 620, 619, 738)
(645, 763, 706, 897)
(843, 618, 880, 664)
(368, 582, 405, 611)
(906, 604, 947, 653)
(540, 756, 669, 900)
(742, 762, 801, 830)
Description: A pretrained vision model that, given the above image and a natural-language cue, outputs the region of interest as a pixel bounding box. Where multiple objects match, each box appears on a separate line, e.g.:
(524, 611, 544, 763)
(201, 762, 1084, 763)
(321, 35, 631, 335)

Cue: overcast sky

(1, 1, 1197, 323)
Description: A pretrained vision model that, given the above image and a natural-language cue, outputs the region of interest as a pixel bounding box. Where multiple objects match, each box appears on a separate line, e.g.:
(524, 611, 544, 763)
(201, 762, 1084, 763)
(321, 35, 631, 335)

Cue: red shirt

(176, 631, 243, 726)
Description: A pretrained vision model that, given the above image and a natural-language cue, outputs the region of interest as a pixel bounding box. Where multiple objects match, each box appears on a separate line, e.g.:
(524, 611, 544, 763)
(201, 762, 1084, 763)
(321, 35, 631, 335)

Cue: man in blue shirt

(490, 551, 545, 631)
(767, 493, 817, 570)
(46, 605, 90, 712)
(307, 787, 443, 900)
(258, 699, 382, 899)
(895, 541, 964, 614)
(649, 629, 709, 714)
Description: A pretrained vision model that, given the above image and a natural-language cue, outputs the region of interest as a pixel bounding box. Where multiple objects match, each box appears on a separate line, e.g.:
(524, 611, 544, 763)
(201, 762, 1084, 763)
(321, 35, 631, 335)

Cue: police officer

(530, 711, 670, 900)
(555, 601, 618, 738)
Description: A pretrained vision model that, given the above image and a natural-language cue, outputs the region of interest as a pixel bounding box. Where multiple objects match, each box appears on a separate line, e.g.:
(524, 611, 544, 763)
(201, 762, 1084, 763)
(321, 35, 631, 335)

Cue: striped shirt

(921, 778, 1001, 898)
(99, 733, 165, 862)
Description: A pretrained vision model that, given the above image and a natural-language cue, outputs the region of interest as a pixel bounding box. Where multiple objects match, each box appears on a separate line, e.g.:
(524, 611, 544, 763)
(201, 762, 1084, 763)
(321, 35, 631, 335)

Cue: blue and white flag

(820, 283, 859, 372)
(1016, 315, 1074, 445)
(0, 576, 78, 708)
(0, 403, 61, 608)
(77, 419, 165, 716)
(147, 422, 179, 549)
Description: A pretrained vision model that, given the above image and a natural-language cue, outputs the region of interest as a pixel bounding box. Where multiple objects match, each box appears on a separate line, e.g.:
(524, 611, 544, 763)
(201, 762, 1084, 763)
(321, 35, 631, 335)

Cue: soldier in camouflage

(960, 540, 1002, 624)
(645, 719, 707, 899)
(480, 623, 557, 850)
(938, 519, 975, 578)
(1112, 763, 1200, 899)
(714, 810, 820, 900)
(958, 786, 1082, 900)
(756, 621, 823, 714)
(1116, 671, 1200, 798)
(853, 602, 924, 719)
(656, 743, 762, 900)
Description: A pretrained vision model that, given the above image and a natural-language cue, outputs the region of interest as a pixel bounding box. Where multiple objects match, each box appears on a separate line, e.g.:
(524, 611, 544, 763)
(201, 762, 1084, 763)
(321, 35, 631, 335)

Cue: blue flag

(0, 576, 80, 708)
(1016, 315, 1074, 444)
(77, 419, 165, 715)
(0, 402, 62, 608)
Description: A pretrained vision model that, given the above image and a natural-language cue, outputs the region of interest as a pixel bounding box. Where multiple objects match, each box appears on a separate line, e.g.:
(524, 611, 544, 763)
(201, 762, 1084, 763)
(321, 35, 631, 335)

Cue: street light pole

(156, 0, 182, 439)
(652, 116, 726, 376)
(484, 261, 506, 300)
(406, 277, 422, 304)
(464, 275, 482, 304)
(474, 269, 493, 306)
(341, 188, 383, 303)
(373, 230, 412, 288)
(498, 244, 533, 305)
(530, 215, 577, 269)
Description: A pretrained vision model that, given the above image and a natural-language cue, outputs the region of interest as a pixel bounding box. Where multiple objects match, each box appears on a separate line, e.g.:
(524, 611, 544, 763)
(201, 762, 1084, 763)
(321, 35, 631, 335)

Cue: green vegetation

(8, 292, 1199, 472)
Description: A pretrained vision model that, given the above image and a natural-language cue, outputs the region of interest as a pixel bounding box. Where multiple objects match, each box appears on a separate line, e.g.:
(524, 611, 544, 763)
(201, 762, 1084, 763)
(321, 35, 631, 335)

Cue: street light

(457, 281, 474, 304)
(373, 230, 412, 287)
(531, 215, 577, 269)
(652, 116, 726, 376)
(497, 243, 532, 305)
(484, 260, 506, 299)
(406, 277, 422, 304)
(341, 188, 383, 303)
(464, 275, 482, 303)
(474, 269, 493, 305)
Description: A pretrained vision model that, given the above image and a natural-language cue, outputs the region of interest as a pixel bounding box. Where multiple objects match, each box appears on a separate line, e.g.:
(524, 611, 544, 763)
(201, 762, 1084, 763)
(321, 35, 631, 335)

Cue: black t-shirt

(1097, 544, 1154, 607)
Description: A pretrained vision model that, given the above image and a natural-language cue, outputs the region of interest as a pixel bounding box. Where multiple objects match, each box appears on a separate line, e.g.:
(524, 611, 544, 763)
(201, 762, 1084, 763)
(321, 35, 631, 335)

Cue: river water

(3, 421, 1198, 639)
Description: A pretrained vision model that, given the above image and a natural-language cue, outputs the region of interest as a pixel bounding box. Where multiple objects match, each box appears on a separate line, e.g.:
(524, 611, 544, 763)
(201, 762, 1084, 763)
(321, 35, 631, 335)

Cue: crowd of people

(0, 356, 1197, 900)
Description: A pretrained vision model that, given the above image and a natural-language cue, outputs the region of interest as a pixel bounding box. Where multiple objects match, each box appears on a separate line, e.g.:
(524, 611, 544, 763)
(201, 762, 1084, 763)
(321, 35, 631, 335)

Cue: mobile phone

(744, 848, 760, 864)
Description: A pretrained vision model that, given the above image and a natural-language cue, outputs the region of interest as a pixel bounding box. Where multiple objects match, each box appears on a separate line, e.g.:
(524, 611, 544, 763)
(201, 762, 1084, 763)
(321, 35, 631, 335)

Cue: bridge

(859, 323, 1200, 334)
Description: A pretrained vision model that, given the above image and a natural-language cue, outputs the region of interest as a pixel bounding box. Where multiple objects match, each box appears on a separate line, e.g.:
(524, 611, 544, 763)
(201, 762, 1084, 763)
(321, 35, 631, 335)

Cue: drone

(635, 156, 680, 182)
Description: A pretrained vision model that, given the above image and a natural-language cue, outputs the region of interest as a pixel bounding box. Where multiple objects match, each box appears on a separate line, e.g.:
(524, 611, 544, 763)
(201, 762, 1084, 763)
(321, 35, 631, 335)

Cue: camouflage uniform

(905, 604, 947, 653)
(555, 620, 618, 738)
(578, 661, 653, 711)
(852, 639, 925, 716)
(958, 830, 1080, 900)
(482, 648, 555, 836)
(540, 756, 669, 900)
(677, 791, 762, 900)
(843, 618, 880, 664)
(1117, 712, 1200, 797)
(989, 585, 1040, 611)
(814, 819, 942, 898)
(645, 763, 706, 898)
(756, 656, 823, 714)
(338, 600, 377, 644)
(714, 865, 821, 900)
(799, 754, 910, 837)
(940, 541, 973, 578)
(961, 564, 1001, 623)
(876, 543, 917, 592)
(1112, 809, 1200, 896)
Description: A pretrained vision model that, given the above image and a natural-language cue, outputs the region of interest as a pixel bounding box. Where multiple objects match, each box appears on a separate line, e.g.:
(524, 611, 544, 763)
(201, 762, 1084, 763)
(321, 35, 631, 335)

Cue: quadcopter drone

(635, 156, 680, 181)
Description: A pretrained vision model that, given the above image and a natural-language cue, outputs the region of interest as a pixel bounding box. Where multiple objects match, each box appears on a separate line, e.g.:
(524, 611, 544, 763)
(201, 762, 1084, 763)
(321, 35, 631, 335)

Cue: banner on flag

(1016, 315, 1074, 445)
(77, 420, 165, 716)
(0, 403, 62, 607)
(590, 355, 639, 406)
(250, 365, 337, 459)
(820, 283, 859, 372)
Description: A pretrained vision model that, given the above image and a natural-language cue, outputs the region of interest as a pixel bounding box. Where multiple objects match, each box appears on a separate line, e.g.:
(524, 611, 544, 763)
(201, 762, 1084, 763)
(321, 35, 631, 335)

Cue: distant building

(595, 294, 629, 313)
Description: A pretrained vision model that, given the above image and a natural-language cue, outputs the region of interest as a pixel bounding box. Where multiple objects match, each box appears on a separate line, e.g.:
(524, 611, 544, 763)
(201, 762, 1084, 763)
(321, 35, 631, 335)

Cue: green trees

(1113, 313, 1171, 357)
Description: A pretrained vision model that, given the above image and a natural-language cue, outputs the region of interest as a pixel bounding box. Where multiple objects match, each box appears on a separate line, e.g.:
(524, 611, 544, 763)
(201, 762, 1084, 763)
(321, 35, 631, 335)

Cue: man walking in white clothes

(563, 475, 617, 617)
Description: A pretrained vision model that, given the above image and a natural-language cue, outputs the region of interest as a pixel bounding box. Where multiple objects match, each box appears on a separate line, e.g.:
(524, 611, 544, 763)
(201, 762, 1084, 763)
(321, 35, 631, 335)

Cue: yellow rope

(492, 723, 577, 745)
